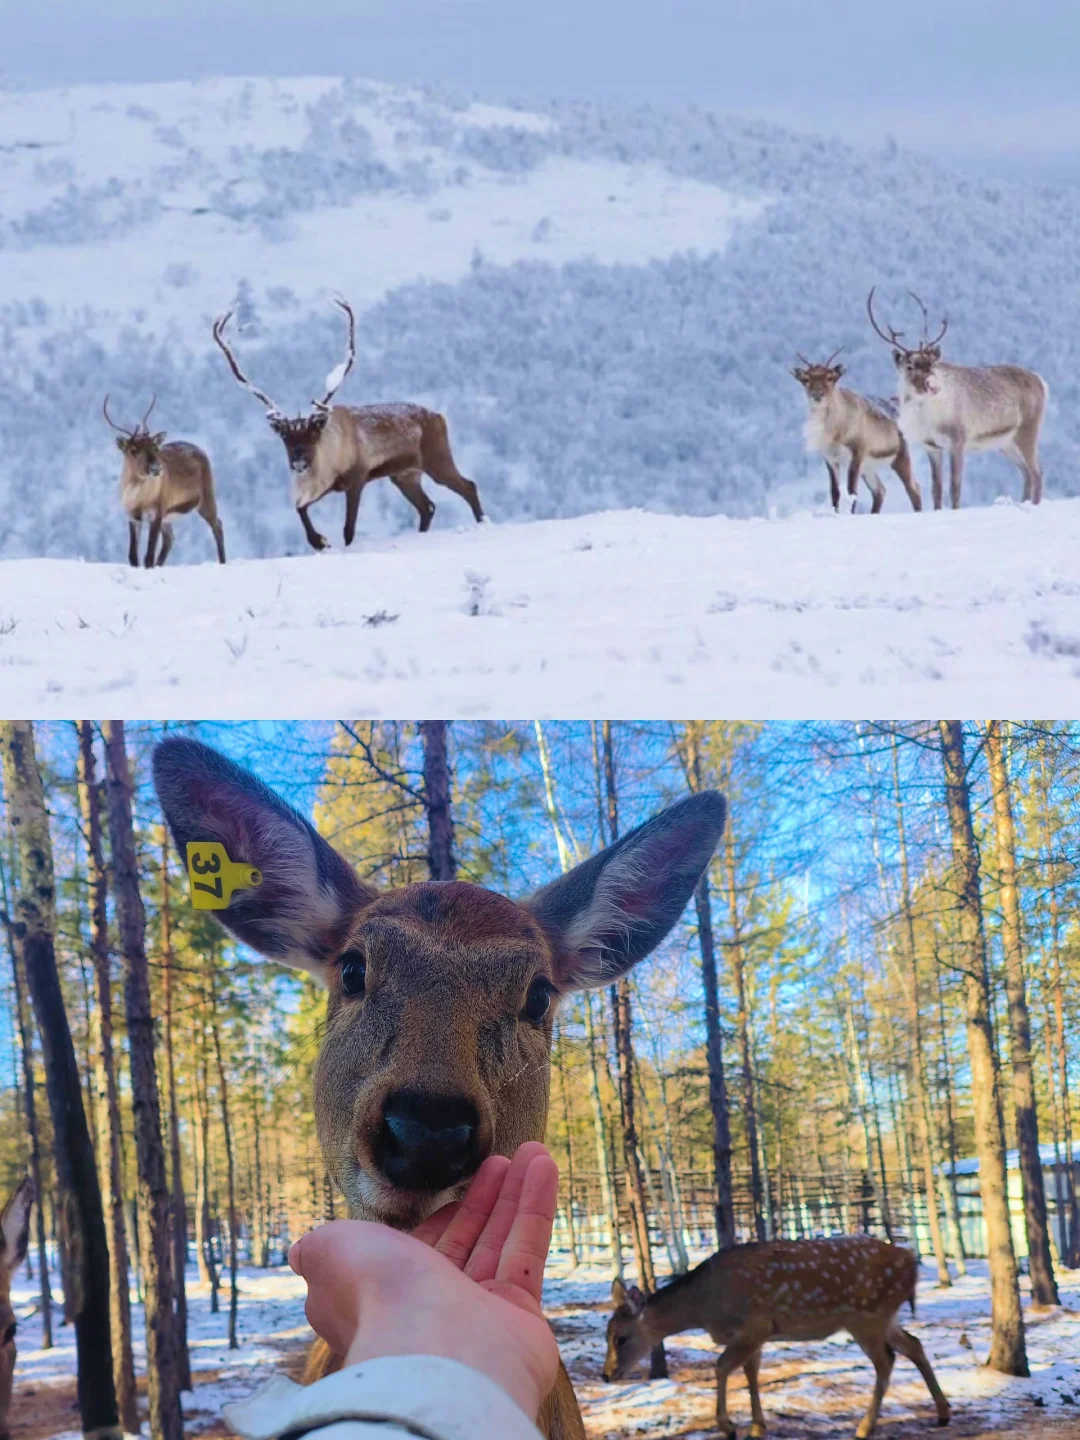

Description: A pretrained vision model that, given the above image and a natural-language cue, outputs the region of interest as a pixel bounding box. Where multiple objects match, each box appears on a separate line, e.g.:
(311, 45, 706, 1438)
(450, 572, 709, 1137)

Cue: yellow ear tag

(185, 841, 263, 911)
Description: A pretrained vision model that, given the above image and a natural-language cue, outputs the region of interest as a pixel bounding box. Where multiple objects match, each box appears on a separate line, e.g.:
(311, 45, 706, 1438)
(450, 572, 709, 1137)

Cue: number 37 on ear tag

(185, 842, 263, 910)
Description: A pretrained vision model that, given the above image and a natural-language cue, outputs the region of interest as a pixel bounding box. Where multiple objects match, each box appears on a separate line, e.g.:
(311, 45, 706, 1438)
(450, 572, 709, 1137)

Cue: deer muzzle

(374, 1090, 483, 1192)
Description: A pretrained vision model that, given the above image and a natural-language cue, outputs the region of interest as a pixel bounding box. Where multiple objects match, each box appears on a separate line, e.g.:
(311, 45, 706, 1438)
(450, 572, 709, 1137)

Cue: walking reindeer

(866, 289, 1048, 508)
(212, 300, 485, 552)
(791, 350, 921, 513)
(104, 396, 226, 566)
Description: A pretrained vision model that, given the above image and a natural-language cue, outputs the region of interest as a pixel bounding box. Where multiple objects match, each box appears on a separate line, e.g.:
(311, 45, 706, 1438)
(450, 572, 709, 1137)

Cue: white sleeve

(223, 1355, 545, 1440)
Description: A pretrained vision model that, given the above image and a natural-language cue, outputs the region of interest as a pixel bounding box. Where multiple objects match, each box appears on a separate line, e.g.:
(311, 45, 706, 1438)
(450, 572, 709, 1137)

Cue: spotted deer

(791, 352, 922, 514)
(604, 1235, 950, 1440)
(212, 301, 485, 552)
(152, 737, 727, 1440)
(866, 288, 1048, 508)
(1, 1177, 33, 1440)
(104, 395, 227, 566)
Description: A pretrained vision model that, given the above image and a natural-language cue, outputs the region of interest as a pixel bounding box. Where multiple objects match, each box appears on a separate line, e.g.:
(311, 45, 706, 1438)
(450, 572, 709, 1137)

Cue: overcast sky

(4, 0, 1080, 172)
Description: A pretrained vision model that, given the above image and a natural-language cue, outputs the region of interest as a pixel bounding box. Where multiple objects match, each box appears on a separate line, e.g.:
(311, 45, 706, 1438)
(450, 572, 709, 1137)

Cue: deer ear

(1, 1178, 33, 1272)
(626, 1284, 646, 1313)
(834, 364, 846, 379)
(528, 791, 726, 990)
(892, 349, 903, 366)
(611, 1277, 627, 1306)
(153, 738, 375, 982)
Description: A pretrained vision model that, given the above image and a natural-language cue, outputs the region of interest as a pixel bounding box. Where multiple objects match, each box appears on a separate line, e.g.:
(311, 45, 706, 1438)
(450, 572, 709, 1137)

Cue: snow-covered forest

(2, 75, 1079, 564)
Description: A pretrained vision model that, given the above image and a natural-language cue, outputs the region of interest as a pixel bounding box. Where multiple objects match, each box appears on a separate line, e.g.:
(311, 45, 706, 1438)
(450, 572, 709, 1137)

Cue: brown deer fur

(604, 1236, 950, 1440)
(152, 737, 727, 1440)
(213, 302, 484, 551)
(0, 1178, 33, 1440)
(104, 396, 226, 567)
(791, 354, 922, 514)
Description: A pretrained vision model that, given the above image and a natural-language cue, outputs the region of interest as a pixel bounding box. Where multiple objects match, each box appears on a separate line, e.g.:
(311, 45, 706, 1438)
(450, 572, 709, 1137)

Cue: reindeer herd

(101, 284, 1048, 567)
(793, 289, 1048, 515)
(104, 299, 485, 567)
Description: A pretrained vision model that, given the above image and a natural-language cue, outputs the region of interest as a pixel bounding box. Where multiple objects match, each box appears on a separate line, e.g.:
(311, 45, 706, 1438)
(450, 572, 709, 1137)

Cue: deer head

(103, 395, 167, 473)
(213, 300, 356, 477)
(0, 1177, 33, 1440)
(867, 288, 948, 395)
(153, 738, 726, 1230)
(603, 1278, 651, 1381)
(791, 349, 845, 402)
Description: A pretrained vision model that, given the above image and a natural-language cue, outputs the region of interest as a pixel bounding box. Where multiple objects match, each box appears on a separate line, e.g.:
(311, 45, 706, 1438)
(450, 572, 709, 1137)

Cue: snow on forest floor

(5, 500, 1080, 717)
(9, 1253, 1080, 1439)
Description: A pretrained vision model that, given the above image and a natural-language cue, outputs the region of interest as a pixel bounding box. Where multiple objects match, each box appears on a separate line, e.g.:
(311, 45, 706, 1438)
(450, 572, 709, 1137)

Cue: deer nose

(375, 1091, 481, 1192)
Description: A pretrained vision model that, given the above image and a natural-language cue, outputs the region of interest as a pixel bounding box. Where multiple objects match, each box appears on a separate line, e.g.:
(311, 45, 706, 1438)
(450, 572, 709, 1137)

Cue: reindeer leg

(887, 1325, 950, 1425)
(891, 442, 922, 512)
(948, 444, 965, 510)
(928, 449, 944, 510)
(128, 520, 140, 568)
(212, 519, 227, 564)
(343, 475, 364, 548)
(850, 1327, 896, 1439)
(825, 460, 840, 513)
(865, 470, 886, 516)
(392, 470, 436, 533)
(144, 515, 162, 568)
(743, 1347, 766, 1439)
(298, 505, 330, 552)
(156, 521, 175, 567)
(846, 450, 864, 514)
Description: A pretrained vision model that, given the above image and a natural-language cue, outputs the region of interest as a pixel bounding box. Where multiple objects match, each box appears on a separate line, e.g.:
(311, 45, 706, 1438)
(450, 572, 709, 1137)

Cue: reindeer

(866, 289, 1048, 509)
(212, 301, 485, 552)
(104, 396, 226, 567)
(1, 1178, 33, 1440)
(152, 736, 726, 1440)
(604, 1235, 950, 1440)
(792, 351, 922, 514)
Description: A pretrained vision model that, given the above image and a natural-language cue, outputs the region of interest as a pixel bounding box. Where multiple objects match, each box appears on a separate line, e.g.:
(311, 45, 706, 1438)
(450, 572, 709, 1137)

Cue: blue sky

(4, 0, 1080, 173)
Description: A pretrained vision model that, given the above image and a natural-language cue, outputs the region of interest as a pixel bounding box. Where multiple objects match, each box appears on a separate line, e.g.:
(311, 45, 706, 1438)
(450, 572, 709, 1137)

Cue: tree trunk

(684, 723, 736, 1249)
(76, 722, 141, 1429)
(193, 1050, 220, 1310)
(985, 722, 1058, 1306)
(208, 973, 239, 1349)
(933, 942, 968, 1273)
(103, 720, 184, 1439)
(0, 721, 121, 1438)
(938, 721, 1027, 1376)
(890, 736, 950, 1283)
(420, 722, 456, 881)
(554, 1027, 580, 1267)
(159, 827, 193, 1386)
(600, 723, 666, 1379)
(583, 991, 623, 1279)
(719, 773, 766, 1242)
(0, 842, 53, 1349)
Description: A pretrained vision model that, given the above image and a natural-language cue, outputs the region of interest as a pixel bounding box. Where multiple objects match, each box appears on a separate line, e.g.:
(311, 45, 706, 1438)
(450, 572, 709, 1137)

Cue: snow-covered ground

(4, 499, 1080, 718)
(12, 1252, 1080, 1439)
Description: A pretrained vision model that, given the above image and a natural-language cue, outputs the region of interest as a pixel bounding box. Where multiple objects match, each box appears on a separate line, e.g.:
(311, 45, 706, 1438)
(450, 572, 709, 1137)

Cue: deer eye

(338, 949, 367, 998)
(3, 1323, 15, 1345)
(521, 978, 553, 1025)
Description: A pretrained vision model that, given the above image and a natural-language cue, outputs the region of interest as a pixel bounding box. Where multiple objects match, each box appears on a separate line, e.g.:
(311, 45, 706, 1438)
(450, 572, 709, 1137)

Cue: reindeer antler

(139, 394, 158, 431)
(866, 287, 913, 356)
(824, 346, 845, 368)
(315, 298, 357, 410)
(908, 290, 948, 348)
(212, 312, 282, 415)
(102, 394, 135, 436)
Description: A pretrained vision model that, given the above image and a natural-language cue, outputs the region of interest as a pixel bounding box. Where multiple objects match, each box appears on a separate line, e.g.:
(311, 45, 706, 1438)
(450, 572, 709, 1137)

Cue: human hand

(288, 1142, 560, 1420)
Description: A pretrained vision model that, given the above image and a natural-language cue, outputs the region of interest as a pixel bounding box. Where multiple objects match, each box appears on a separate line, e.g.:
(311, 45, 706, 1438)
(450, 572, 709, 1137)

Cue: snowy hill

(4, 500, 1080, 717)
(2, 74, 1080, 564)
